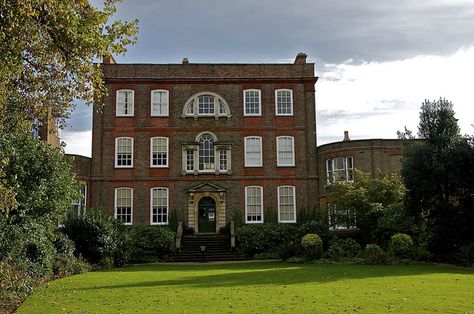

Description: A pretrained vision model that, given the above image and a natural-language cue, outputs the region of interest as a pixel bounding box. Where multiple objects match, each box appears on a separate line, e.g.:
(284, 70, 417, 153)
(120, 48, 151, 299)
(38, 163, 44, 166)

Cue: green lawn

(18, 262, 474, 313)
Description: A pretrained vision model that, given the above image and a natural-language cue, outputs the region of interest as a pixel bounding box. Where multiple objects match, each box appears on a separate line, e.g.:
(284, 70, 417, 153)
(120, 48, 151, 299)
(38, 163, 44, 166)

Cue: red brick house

(70, 53, 320, 232)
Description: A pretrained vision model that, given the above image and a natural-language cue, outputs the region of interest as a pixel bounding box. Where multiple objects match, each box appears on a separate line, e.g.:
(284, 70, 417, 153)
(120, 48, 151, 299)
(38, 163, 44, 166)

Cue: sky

(62, 0, 474, 157)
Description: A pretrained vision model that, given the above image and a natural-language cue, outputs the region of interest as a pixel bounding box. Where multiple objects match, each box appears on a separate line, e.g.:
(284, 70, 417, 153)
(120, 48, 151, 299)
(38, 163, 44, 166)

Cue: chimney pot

(343, 131, 350, 141)
(182, 57, 189, 64)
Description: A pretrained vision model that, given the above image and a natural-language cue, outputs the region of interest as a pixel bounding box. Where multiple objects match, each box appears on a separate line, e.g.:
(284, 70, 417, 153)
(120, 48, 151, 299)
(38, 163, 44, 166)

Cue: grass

(17, 262, 474, 313)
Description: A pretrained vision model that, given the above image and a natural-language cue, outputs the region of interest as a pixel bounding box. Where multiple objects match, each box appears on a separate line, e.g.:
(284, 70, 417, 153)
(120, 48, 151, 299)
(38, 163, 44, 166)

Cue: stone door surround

(186, 182, 227, 233)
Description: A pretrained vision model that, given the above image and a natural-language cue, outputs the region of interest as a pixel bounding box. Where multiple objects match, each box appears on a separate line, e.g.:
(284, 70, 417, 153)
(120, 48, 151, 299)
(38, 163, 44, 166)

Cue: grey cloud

(108, 0, 474, 64)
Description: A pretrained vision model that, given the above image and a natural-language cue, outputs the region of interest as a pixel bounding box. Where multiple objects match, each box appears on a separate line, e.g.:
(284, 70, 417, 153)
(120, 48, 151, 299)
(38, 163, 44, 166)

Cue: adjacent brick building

(317, 131, 404, 230)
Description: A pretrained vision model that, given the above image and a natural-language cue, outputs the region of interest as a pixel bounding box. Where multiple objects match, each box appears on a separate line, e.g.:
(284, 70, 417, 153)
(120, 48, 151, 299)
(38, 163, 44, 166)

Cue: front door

(198, 197, 216, 233)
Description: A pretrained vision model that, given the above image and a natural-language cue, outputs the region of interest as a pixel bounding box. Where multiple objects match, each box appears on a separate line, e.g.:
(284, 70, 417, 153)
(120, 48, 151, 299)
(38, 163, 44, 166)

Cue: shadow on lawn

(82, 263, 473, 291)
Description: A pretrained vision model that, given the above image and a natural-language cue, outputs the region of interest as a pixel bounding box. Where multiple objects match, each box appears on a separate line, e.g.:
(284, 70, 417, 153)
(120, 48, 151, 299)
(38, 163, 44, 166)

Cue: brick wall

(317, 138, 405, 210)
(88, 56, 319, 227)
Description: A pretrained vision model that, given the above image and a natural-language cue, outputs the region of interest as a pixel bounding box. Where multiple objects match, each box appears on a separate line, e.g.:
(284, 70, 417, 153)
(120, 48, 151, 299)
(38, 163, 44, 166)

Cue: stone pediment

(186, 182, 228, 193)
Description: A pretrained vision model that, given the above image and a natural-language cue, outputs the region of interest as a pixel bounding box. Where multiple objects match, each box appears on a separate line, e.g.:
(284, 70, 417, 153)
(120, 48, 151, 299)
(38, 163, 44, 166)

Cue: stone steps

(166, 234, 249, 262)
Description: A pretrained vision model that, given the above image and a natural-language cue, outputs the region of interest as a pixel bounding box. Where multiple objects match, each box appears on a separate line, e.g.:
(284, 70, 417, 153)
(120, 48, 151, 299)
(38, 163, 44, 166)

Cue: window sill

(115, 166, 134, 169)
(329, 227, 358, 231)
(279, 220, 297, 223)
(326, 179, 354, 185)
(183, 170, 232, 175)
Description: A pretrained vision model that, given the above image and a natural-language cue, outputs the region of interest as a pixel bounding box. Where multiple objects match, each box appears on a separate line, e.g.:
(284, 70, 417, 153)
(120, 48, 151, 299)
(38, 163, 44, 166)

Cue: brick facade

(317, 135, 405, 217)
(78, 53, 320, 231)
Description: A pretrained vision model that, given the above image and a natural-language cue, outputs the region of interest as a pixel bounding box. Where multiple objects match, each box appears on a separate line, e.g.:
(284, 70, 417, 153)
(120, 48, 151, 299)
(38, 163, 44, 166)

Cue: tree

(327, 170, 412, 246)
(0, 0, 138, 133)
(0, 133, 79, 275)
(418, 98, 461, 147)
(0, 0, 138, 233)
(401, 98, 474, 261)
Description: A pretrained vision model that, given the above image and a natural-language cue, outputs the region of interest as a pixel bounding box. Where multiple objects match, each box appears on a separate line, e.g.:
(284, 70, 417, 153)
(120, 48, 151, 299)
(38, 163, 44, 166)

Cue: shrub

(389, 233, 414, 259)
(0, 260, 39, 314)
(128, 226, 175, 263)
(412, 246, 432, 262)
(277, 241, 300, 260)
(63, 208, 130, 267)
(286, 256, 306, 264)
(254, 252, 279, 260)
(301, 234, 323, 260)
(219, 222, 230, 235)
(236, 224, 297, 257)
(0, 220, 57, 277)
(51, 232, 90, 276)
(52, 254, 90, 277)
(297, 219, 330, 246)
(455, 243, 474, 267)
(362, 244, 386, 264)
(327, 238, 361, 260)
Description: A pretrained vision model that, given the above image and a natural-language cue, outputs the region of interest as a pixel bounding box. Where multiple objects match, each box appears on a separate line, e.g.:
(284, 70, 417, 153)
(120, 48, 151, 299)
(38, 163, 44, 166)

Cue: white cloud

(62, 131, 92, 157)
(61, 47, 474, 151)
(316, 47, 474, 144)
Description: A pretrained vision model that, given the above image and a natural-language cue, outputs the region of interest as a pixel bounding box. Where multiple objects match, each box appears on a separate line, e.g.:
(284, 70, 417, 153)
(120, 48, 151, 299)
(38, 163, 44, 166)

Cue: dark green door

(198, 197, 216, 233)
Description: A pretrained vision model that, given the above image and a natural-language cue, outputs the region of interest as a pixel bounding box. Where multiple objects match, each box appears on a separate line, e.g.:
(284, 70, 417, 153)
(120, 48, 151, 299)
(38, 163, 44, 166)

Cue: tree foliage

(0, 0, 138, 133)
(418, 98, 461, 147)
(63, 208, 130, 267)
(0, 0, 138, 221)
(0, 134, 78, 221)
(401, 98, 474, 261)
(0, 133, 79, 276)
(327, 170, 412, 246)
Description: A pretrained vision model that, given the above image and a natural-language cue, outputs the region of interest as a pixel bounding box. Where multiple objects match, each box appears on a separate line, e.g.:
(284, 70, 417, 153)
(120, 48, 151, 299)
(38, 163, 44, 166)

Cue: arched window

(181, 132, 232, 175)
(182, 92, 231, 118)
(198, 133, 216, 172)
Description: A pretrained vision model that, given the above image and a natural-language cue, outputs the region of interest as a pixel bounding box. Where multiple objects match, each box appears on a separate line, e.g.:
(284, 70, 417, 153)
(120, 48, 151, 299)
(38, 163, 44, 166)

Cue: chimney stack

(103, 54, 116, 64)
(294, 52, 307, 64)
(343, 131, 350, 141)
(182, 57, 189, 64)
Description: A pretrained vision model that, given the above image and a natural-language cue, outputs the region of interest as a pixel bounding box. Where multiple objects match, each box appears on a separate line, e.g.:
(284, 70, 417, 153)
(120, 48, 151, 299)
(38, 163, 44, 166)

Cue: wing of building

(65, 53, 405, 233)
